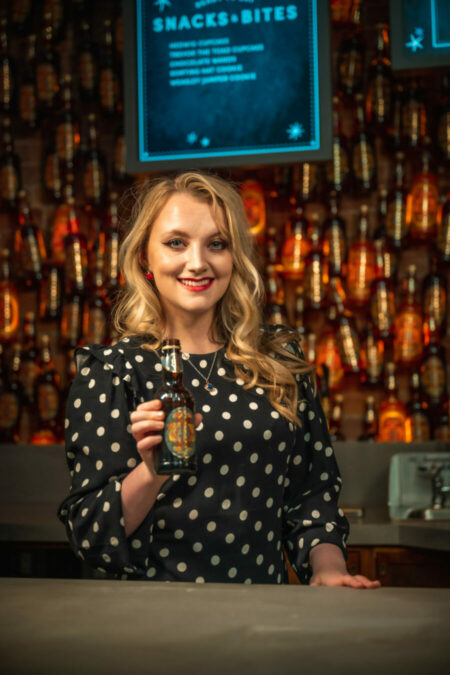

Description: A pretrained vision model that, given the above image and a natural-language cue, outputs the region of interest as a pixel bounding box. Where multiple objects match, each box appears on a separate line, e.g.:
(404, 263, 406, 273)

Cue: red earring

(146, 271, 154, 280)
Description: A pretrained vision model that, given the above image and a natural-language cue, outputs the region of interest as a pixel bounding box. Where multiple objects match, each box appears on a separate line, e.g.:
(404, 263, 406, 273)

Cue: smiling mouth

(178, 278, 214, 291)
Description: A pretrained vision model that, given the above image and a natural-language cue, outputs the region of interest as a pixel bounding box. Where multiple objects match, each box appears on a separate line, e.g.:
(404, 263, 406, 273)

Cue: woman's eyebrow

(162, 228, 223, 238)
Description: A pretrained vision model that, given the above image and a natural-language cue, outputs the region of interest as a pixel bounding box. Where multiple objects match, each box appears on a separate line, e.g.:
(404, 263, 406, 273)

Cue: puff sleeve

(57, 347, 153, 578)
(282, 374, 350, 585)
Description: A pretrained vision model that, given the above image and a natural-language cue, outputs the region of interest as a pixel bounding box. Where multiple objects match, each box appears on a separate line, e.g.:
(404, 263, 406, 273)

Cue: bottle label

(0, 165, 19, 202)
(326, 142, 349, 188)
(338, 51, 363, 92)
(43, 267, 62, 315)
(21, 232, 42, 274)
(79, 52, 96, 92)
(378, 412, 406, 442)
(20, 359, 37, 401)
(317, 338, 343, 390)
(402, 102, 426, 145)
(305, 259, 324, 307)
(0, 392, 20, 430)
(386, 196, 407, 242)
(61, 301, 81, 342)
(0, 290, 19, 339)
(421, 356, 445, 399)
(162, 350, 183, 374)
(37, 63, 58, 104)
(324, 226, 346, 274)
(407, 414, 430, 442)
(366, 75, 392, 124)
(19, 84, 37, 125)
(105, 238, 119, 284)
(347, 248, 375, 302)
(85, 307, 107, 345)
(437, 213, 450, 258)
(337, 323, 360, 370)
(37, 382, 60, 422)
(394, 312, 422, 362)
(164, 407, 195, 459)
(410, 180, 439, 233)
(352, 140, 376, 184)
(423, 286, 446, 327)
(56, 122, 77, 163)
(83, 159, 105, 201)
(44, 152, 61, 192)
(100, 69, 118, 113)
(65, 241, 87, 286)
(370, 285, 395, 334)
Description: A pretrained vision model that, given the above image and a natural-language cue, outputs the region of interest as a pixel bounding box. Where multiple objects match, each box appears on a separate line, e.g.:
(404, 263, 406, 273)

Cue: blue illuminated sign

(390, 0, 450, 70)
(123, 0, 332, 171)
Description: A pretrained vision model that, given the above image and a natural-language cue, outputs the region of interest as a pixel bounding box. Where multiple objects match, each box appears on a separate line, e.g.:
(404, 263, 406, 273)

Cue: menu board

(390, 0, 450, 70)
(123, 0, 332, 171)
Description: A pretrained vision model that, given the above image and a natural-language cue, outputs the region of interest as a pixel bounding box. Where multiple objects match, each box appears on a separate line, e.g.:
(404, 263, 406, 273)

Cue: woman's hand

(130, 399, 202, 479)
(310, 571, 381, 588)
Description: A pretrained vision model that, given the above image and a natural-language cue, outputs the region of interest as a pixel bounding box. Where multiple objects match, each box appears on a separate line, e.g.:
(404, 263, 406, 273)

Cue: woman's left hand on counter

(309, 542, 381, 588)
(310, 570, 381, 588)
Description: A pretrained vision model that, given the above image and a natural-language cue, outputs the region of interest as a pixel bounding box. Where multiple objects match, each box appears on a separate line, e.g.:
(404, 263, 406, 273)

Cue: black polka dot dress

(58, 333, 349, 584)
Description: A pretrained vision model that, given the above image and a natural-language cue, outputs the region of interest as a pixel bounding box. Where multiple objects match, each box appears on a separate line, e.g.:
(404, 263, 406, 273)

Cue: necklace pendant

(204, 382, 217, 395)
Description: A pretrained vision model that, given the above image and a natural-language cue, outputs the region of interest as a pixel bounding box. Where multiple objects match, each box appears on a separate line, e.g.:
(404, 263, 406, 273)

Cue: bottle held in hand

(153, 339, 197, 475)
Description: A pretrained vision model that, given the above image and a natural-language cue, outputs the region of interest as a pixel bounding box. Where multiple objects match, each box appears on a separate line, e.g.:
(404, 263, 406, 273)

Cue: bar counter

(0, 578, 449, 674)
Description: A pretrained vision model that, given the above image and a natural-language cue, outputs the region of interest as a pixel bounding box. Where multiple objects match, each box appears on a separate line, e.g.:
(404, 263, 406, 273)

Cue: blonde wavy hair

(113, 171, 313, 424)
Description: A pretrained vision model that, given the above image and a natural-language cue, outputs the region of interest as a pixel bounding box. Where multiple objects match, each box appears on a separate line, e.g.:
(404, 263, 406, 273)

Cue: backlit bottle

(19, 312, 39, 407)
(435, 73, 450, 164)
(365, 24, 393, 131)
(281, 203, 310, 281)
(82, 113, 107, 208)
(378, 362, 407, 442)
(0, 249, 19, 344)
(0, 116, 22, 211)
(394, 265, 423, 367)
(317, 303, 344, 391)
(154, 339, 197, 475)
(347, 204, 376, 308)
(420, 316, 447, 410)
(401, 80, 427, 151)
(60, 286, 83, 350)
(386, 81, 403, 152)
(0, 16, 16, 117)
(18, 34, 39, 133)
(304, 215, 327, 310)
(32, 334, 62, 444)
(351, 94, 377, 196)
(39, 261, 63, 322)
(99, 18, 120, 117)
(370, 239, 395, 340)
(0, 342, 23, 443)
(54, 74, 80, 173)
(240, 179, 266, 248)
(436, 190, 450, 266)
(422, 255, 447, 337)
(322, 192, 347, 279)
(77, 18, 99, 104)
(358, 396, 378, 441)
(386, 151, 409, 250)
(329, 393, 345, 442)
(336, 3, 364, 98)
(63, 197, 88, 293)
(331, 278, 361, 375)
(102, 192, 121, 295)
(36, 12, 60, 113)
(405, 372, 430, 443)
(360, 323, 384, 387)
(14, 190, 47, 288)
(325, 97, 351, 196)
(82, 249, 110, 345)
(407, 141, 439, 241)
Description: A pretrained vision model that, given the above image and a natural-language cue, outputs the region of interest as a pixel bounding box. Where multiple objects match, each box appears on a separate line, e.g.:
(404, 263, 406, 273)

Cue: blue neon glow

(431, 0, 450, 48)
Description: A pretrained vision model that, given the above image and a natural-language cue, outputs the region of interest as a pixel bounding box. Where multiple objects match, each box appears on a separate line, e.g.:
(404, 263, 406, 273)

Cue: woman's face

(146, 192, 233, 323)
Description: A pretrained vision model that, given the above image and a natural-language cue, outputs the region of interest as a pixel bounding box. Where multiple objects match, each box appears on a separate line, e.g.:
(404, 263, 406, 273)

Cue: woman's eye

(165, 239, 185, 248)
(210, 240, 228, 250)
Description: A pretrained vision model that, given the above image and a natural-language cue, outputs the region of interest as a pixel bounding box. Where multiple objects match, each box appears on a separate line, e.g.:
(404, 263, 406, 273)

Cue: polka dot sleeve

(57, 349, 150, 578)
(282, 376, 350, 585)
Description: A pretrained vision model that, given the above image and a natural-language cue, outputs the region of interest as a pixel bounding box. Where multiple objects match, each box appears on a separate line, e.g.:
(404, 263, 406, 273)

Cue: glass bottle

(54, 74, 80, 174)
(36, 11, 60, 113)
(63, 197, 88, 293)
(265, 264, 285, 307)
(370, 239, 395, 340)
(328, 393, 345, 442)
(42, 0, 67, 43)
(102, 192, 121, 296)
(0, 249, 19, 344)
(303, 332, 317, 366)
(374, 187, 388, 241)
(401, 79, 427, 151)
(13, 190, 47, 289)
(360, 323, 384, 386)
(378, 362, 407, 442)
(41, 134, 63, 203)
(281, 202, 310, 281)
(0, 342, 23, 443)
(393, 265, 423, 368)
(322, 191, 347, 279)
(385, 81, 404, 152)
(436, 190, 450, 266)
(112, 124, 129, 187)
(266, 301, 288, 327)
(351, 94, 377, 195)
(154, 339, 197, 475)
(32, 333, 62, 444)
(51, 177, 76, 264)
(304, 215, 327, 311)
(336, 2, 364, 98)
(420, 316, 448, 410)
(405, 372, 430, 443)
(432, 400, 450, 441)
(0, 16, 17, 117)
(77, 18, 99, 104)
(82, 249, 110, 345)
(331, 278, 361, 375)
(365, 24, 393, 131)
(422, 255, 447, 337)
(0, 116, 22, 211)
(435, 73, 450, 164)
(358, 396, 378, 441)
(99, 18, 120, 117)
(316, 303, 344, 391)
(296, 161, 321, 204)
(240, 179, 266, 248)
(346, 204, 376, 308)
(407, 141, 439, 242)
(325, 96, 351, 196)
(293, 287, 305, 339)
(60, 286, 83, 350)
(385, 151, 409, 249)
(82, 113, 108, 208)
(19, 311, 39, 407)
(9, 0, 35, 36)
(39, 260, 63, 322)
(18, 34, 39, 134)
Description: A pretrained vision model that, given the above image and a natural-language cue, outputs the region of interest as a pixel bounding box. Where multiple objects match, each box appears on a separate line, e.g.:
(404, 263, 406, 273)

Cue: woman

(59, 171, 379, 588)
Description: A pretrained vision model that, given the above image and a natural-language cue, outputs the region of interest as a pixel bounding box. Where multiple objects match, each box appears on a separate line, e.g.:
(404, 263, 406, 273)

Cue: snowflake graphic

(200, 137, 210, 147)
(154, 0, 171, 12)
(187, 132, 198, 144)
(405, 30, 424, 52)
(286, 122, 304, 141)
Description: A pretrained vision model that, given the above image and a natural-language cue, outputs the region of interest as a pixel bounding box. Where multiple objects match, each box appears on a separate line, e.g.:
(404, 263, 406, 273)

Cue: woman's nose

(186, 243, 207, 272)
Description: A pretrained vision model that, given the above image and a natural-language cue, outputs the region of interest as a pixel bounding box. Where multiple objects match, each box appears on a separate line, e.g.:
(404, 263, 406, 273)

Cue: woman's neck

(162, 313, 223, 354)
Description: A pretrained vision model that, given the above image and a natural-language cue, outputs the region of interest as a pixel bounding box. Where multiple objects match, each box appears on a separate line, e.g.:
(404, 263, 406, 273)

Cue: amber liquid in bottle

(360, 324, 384, 386)
(325, 97, 351, 195)
(14, 190, 47, 288)
(331, 278, 361, 375)
(317, 303, 344, 391)
(154, 339, 197, 475)
(0, 249, 19, 345)
(54, 74, 80, 173)
(401, 80, 427, 151)
(420, 316, 447, 410)
(19, 311, 39, 407)
(329, 393, 345, 442)
(365, 24, 393, 130)
(36, 12, 60, 113)
(32, 334, 62, 444)
(422, 256, 447, 337)
(0, 16, 17, 117)
(82, 113, 107, 208)
(0, 116, 22, 211)
(336, 3, 364, 98)
(358, 396, 378, 441)
(63, 197, 88, 293)
(0, 342, 23, 443)
(386, 151, 409, 249)
(408, 141, 439, 241)
(77, 18, 99, 104)
(351, 94, 377, 196)
(405, 372, 430, 443)
(347, 204, 376, 308)
(304, 215, 327, 311)
(322, 191, 347, 279)
(370, 239, 395, 340)
(99, 18, 120, 117)
(393, 265, 423, 367)
(82, 250, 110, 345)
(378, 362, 407, 442)
(281, 203, 310, 281)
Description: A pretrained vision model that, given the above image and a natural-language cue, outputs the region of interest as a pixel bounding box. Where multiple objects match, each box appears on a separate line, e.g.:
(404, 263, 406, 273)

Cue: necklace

(183, 350, 219, 395)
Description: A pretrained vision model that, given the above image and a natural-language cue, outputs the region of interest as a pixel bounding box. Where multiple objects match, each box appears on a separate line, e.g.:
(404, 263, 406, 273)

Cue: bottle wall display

(0, 1, 448, 444)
